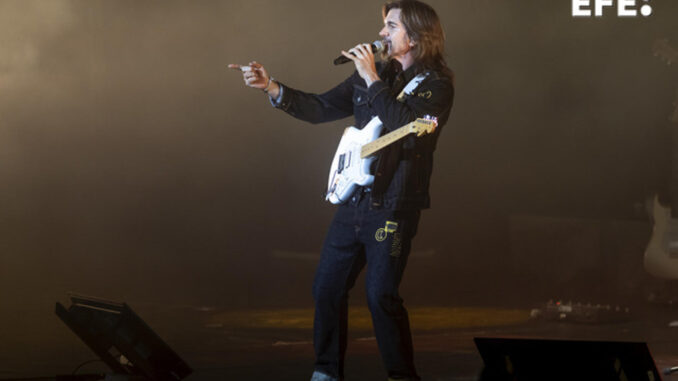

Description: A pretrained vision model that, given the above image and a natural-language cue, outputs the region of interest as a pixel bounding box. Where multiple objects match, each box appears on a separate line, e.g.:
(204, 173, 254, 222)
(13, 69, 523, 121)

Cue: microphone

(334, 40, 385, 65)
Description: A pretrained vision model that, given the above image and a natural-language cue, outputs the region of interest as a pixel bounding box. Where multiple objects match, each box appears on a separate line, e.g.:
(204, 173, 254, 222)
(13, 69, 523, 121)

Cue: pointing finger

(229, 64, 254, 72)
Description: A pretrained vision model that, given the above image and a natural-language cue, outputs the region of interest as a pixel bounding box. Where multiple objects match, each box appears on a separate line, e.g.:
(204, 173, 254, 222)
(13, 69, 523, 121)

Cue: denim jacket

(273, 60, 454, 210)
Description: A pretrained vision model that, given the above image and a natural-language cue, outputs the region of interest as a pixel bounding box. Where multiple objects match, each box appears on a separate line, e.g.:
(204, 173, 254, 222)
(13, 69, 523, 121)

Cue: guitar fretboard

(360, 122, 415, 158)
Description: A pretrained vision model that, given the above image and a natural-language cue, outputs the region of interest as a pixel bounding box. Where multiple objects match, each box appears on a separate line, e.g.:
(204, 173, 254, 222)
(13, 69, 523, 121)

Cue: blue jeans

(312, 189, 421, 380)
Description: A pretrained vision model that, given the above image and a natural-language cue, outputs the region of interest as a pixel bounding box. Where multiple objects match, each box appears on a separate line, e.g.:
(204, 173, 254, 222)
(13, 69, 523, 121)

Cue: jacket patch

(417, 90, 432, 99)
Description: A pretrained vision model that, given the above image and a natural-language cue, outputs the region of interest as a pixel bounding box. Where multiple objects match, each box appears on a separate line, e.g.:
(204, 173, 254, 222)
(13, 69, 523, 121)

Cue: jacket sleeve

(366, 76, 454, 132)
(272, 71, 360, 124)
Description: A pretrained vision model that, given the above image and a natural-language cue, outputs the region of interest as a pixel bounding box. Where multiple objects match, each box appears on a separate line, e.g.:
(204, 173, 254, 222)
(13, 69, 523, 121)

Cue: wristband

(263, 77, 275, 93)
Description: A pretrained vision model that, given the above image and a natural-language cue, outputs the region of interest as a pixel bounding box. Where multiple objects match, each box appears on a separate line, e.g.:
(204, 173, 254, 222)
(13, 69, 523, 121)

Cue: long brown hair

(382, 0, 453, 80)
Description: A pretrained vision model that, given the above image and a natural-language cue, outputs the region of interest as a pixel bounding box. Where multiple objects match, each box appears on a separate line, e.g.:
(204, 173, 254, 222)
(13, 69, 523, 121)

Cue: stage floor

(178, 304, 678, 380)
(4, 299, 678, 380)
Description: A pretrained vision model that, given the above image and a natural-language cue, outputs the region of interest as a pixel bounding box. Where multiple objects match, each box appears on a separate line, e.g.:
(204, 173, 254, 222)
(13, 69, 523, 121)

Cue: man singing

(230, 1, 453, 380)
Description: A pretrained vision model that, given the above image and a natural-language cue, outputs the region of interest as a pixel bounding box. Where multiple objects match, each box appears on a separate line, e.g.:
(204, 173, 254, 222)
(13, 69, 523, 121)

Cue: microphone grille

(373, 40, 385, 54)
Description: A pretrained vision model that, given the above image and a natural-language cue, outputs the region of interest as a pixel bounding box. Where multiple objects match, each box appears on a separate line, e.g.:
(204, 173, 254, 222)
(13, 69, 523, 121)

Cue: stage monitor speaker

(55, 294, 192, 381)
(475, 337, 660, 381)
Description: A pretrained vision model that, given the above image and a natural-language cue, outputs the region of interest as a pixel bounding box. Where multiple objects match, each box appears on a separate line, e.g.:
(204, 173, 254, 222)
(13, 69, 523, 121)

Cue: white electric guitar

(644, 196, 678, 278)
(644, 38, 678, 278)
(326, 116, 438, 204)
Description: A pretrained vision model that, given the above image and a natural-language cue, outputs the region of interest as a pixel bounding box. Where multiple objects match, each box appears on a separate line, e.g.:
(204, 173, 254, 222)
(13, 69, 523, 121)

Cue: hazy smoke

(0, 1, 74, 90)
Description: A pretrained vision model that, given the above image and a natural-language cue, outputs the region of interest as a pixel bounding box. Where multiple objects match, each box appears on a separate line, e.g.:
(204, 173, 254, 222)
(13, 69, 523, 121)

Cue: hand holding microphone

(334, 40, 385, 65)
(338, 41, 383, 87)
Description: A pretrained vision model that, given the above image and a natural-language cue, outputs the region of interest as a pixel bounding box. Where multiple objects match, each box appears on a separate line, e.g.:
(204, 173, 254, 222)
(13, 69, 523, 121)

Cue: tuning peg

(422, 115, 438, 124)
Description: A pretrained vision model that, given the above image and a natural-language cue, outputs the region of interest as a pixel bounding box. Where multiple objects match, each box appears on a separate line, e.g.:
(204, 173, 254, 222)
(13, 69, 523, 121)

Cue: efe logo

(572, 0, 653, 17)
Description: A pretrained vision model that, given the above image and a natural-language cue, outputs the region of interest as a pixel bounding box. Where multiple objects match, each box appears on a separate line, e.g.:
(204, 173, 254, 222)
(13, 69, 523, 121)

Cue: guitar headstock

(412, 115, 438, 137)
(653, 38, 678, 66)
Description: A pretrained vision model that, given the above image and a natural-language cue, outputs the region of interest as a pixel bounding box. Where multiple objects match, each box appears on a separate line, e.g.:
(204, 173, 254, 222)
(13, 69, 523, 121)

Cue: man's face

(379, 8, 413, 61)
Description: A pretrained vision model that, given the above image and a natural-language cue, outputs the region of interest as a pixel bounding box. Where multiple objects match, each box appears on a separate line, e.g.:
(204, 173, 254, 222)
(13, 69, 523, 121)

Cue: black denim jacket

(273, 60, 454, 210)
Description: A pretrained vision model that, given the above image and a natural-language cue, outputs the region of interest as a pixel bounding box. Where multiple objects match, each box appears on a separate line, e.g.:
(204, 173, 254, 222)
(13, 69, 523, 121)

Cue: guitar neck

(360, 122, 415, 158)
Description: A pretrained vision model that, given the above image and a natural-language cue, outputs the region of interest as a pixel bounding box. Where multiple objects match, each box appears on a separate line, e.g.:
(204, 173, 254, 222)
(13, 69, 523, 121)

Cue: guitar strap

(396, 72, 431, 102)
(365, 72, 431, 127)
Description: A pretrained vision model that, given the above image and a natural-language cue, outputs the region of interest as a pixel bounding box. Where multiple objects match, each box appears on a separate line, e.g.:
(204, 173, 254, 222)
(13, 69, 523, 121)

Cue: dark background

(1, 0, 677, 364)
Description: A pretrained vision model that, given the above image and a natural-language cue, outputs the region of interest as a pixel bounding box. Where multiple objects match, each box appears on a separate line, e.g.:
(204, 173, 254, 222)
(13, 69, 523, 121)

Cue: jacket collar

(379, 59, 418, 91)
